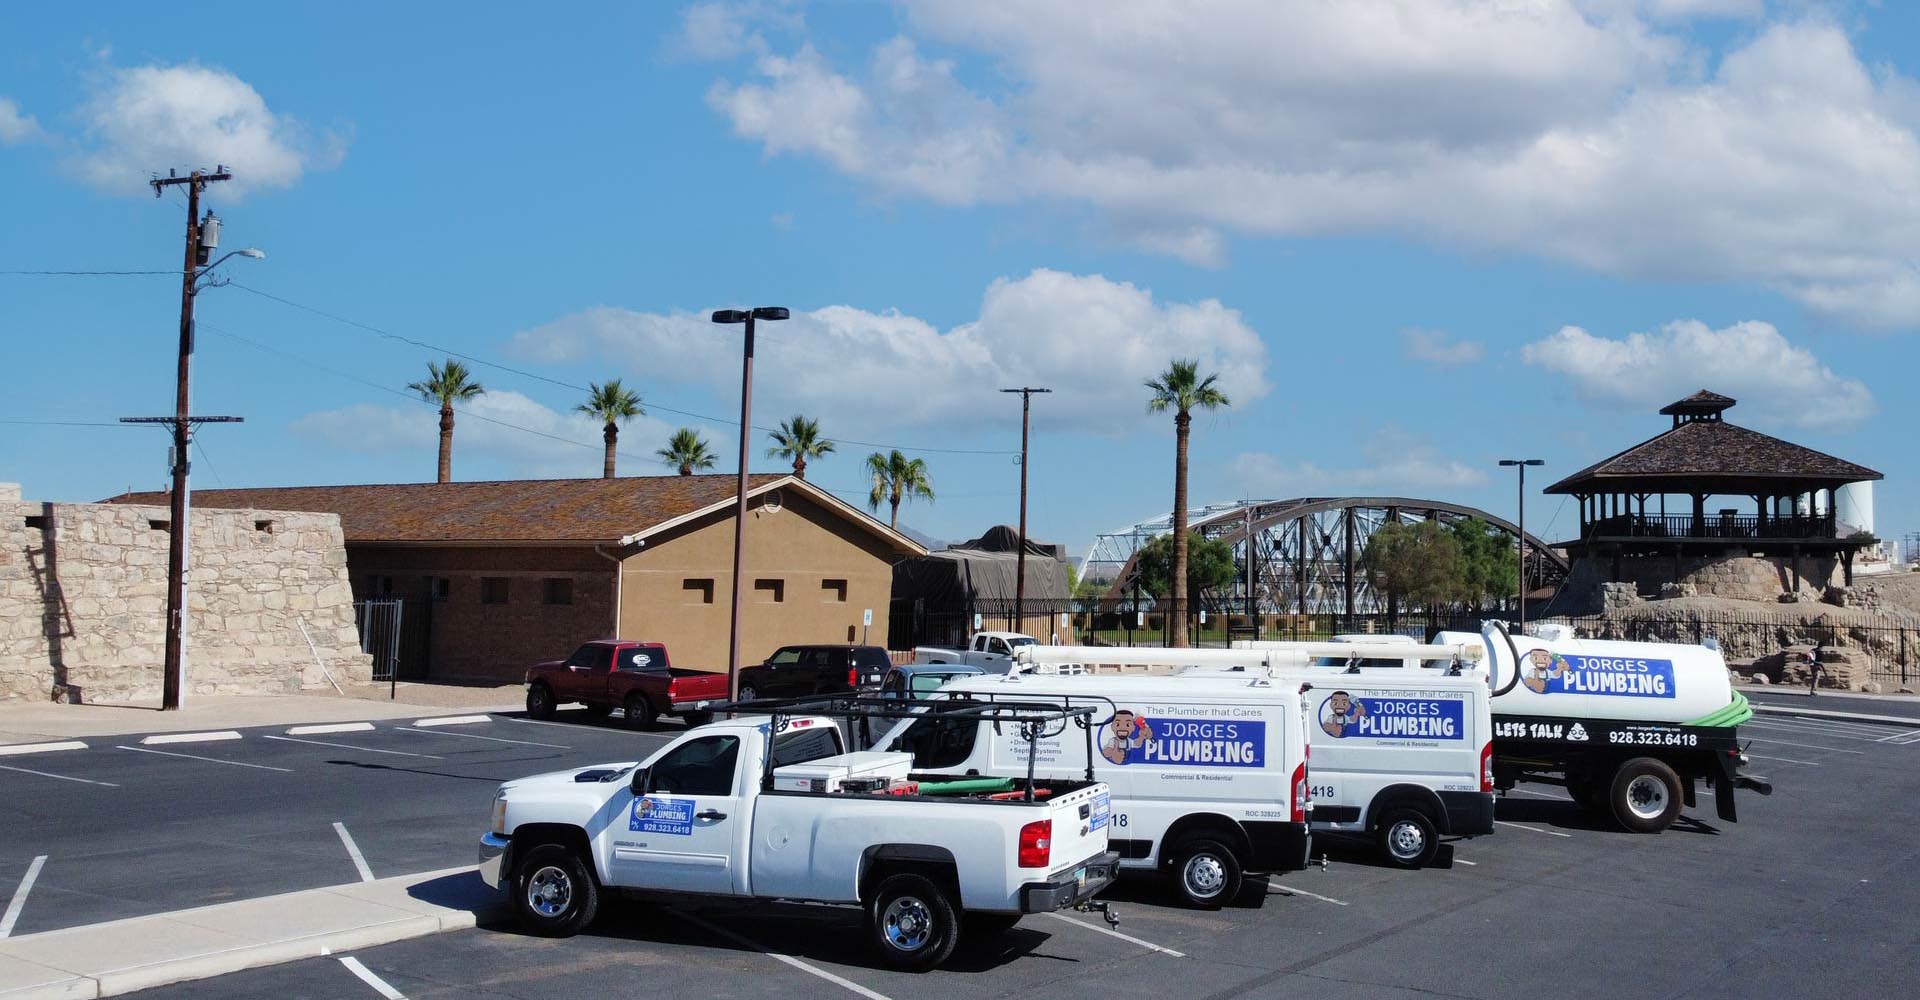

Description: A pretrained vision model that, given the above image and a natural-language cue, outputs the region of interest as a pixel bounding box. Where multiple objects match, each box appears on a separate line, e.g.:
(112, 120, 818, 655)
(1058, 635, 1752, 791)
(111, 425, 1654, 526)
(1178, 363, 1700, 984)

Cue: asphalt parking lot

(95, 706, 1920, 1000)
(0, 709, 683, 937)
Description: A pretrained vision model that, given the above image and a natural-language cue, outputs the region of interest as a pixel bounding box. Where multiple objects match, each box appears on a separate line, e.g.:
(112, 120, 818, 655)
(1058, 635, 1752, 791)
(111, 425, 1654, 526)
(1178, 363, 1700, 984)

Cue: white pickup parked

(912, 631, 1054, 674)
(480, 705, 1118, 971)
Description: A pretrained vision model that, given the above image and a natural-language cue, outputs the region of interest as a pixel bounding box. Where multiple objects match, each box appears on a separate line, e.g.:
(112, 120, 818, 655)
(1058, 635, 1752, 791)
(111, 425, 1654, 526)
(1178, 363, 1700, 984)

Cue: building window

(542, 578, 574, 606)
(753, 578, 785, 603)
(23, 515, 48, 530)
(683, 578, 714, 604)
(149, 519, 170, 531)
(253, 519, 275, 533)
(480, 577, 509, 604)
(431, 577, 450, 601)
(821, 578, 848, 603)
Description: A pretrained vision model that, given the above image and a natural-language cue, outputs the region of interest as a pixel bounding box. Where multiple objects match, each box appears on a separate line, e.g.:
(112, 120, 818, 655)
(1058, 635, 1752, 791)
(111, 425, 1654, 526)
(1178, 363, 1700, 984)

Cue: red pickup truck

(524, 640, 729, 729)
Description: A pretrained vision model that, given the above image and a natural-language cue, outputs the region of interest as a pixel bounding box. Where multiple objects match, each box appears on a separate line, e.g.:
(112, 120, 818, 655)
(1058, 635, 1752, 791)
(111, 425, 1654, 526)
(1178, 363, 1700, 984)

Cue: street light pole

(1000, 387, 1050, 634)
(712, 307, 789, 704)
(1498, 459, 1545, 634)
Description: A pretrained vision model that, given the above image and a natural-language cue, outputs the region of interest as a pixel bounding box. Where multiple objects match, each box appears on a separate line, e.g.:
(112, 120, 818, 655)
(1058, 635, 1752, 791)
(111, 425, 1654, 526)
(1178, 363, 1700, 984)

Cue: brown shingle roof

(1658, 389, 1736, 416)
(1545, 420, 1882, 494)
(104, 474, 800, 543)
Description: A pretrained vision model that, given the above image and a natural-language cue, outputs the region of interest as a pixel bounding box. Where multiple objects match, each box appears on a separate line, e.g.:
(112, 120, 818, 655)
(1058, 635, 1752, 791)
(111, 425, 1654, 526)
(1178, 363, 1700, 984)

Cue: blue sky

(2, 1, 1916, 557)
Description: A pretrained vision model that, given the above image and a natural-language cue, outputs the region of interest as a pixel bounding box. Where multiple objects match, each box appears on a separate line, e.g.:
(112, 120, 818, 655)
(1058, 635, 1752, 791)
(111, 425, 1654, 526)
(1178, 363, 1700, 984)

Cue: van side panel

(1300, 677, 1491, 834)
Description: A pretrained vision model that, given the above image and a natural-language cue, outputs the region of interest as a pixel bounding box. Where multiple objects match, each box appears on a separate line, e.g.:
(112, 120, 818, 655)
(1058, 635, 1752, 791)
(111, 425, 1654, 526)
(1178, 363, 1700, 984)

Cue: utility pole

(134, 168, 232, 710)
(711, 307, 789, 705)
(1001, 387, 1051, 634)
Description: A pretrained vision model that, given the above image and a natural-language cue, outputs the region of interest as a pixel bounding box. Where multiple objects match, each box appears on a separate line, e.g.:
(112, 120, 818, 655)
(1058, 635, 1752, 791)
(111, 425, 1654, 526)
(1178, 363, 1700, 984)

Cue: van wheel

(1169, 838, 1243, 909)
(623, 693, 656, 730)
(1376, 808, 1439, 868)
(513, 844, 599, 937)
(1610, 758, 1683, 833)
(737, 685, 759, 703)
(866, 873, 959, 971)
(525, 684, 557, 720)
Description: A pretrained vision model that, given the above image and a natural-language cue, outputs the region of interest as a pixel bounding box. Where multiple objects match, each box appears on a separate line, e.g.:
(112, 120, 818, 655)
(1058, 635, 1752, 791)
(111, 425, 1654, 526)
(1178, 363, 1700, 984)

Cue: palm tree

(766, 414, 835, 479)
(1146, 358, 1230, 647)
(406, 358, 485, 484)
(657, 428, 717, 476)
(576, 379, 645, 479)
(865, 449, 935, 530)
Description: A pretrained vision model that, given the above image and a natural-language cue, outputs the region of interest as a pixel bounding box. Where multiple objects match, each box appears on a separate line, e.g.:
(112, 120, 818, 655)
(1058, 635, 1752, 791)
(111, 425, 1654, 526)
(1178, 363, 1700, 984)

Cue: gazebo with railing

(1545, 390, 1882, 598)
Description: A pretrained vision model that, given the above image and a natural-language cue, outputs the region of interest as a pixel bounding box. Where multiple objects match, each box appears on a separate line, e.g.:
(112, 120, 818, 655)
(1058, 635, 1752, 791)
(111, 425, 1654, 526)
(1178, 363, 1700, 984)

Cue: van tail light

(1480, 742, 1495, 793)
(1290, 761, 1309, 823)
(1018, 819, 1052, 869)
(849, 668, 860, 688)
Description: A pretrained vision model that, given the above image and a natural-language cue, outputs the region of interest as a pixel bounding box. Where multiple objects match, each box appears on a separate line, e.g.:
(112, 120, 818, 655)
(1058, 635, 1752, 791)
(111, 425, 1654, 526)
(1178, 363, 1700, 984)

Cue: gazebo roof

(1545, 396, 1881, 495)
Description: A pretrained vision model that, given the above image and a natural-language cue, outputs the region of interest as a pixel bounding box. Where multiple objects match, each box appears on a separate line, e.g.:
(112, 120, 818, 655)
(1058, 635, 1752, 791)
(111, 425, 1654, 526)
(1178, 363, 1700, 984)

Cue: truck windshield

(1007, 637, 1036, 648)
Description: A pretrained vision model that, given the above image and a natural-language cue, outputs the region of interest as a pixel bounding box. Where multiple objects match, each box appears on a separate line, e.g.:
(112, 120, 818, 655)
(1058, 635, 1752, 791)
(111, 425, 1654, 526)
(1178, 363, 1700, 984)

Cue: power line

(227, 281, 1019, 457)
(0, 269, 176, 276)
(0, 419, 136, 427)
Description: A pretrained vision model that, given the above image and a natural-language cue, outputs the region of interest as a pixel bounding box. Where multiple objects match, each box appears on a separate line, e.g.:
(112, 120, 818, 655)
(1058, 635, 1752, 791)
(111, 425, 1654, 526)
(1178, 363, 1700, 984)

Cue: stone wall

(0, 483, 372, 703)
(1553, 551, 1840, 614)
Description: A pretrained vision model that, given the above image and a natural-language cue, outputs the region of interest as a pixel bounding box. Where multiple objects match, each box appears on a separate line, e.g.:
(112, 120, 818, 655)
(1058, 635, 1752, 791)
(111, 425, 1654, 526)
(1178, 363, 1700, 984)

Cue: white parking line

(333, 823, 375, 882)
(141, 731, 243, 745)
(116, 745, 293, 772)
(1504, 788, 1565, 800)
(1876, 729, 1920, 744)
(1043, 911, 1188, 956)
(1744, 752, 1822, 766)
(0, 763, 119, 787)
(1454, 859, 1478, 866)
(670, 907, 894, 1000)
(339, 956, 408, 999)
(263, 735, 443, 759)
(289, 723, 377, 736)
(394, 727, 568, 750)
(1744, 737, 1864, 754)
(0, 741, 88, 757)
(497, 716, 579, 730)
(1747, 720, 1891, 742)
(412, 715, 491, 728)
(0, 856, 47, 939)
(1267, 883, 1349, 906)
(1494, 820, 1573, 838)
(1753, 704, 1920, 727)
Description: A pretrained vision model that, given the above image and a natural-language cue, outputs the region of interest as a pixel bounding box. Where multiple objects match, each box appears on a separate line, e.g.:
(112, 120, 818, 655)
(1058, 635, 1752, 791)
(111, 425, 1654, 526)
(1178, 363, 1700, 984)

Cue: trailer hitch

(1076, 899, 1120, 927)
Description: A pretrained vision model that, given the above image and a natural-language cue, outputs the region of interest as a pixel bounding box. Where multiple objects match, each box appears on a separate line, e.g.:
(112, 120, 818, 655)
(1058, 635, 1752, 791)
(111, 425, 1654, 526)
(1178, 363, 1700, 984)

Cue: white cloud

(0, 98, 42, 144)
(1232, 427, 1488, 497)
(701, 6, 1920, 327)
(1519, 319, 1875, 429)
(76, 63, 343, 196)
(291, 390, 699, 478)
(678, 1, 802, 59)
(510, 268, 1268, 435)
(1402, 328, 1485, 366)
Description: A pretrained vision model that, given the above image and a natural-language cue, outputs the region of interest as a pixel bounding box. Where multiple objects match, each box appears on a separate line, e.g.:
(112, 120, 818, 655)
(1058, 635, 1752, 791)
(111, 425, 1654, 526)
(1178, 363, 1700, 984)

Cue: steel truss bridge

(1080, 497, 1569, 618)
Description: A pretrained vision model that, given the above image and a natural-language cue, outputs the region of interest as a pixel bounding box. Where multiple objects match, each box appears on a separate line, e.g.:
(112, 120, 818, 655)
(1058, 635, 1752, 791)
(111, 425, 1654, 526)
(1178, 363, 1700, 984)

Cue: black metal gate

(355, 599, 404, 682)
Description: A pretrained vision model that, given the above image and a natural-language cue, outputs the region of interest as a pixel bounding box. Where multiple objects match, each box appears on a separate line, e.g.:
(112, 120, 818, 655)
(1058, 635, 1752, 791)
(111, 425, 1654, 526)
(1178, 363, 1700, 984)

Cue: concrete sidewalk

(0, 690, 522, 745)
(0, 867, 505, 999)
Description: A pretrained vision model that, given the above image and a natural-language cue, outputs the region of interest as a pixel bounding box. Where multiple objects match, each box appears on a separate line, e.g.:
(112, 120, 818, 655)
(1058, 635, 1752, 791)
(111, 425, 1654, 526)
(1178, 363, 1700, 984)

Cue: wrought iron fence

(352, 598, 433, 682)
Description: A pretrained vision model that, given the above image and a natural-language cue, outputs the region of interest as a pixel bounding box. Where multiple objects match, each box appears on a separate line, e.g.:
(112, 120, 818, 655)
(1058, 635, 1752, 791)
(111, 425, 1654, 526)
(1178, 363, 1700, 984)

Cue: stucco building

(114, 475, 924, 683)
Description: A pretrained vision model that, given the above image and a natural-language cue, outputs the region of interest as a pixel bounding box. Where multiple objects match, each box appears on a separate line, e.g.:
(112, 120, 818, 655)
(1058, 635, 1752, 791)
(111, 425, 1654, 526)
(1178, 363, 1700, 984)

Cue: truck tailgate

(1044, 782, 1113, 871)
(668, 671, 731, 705)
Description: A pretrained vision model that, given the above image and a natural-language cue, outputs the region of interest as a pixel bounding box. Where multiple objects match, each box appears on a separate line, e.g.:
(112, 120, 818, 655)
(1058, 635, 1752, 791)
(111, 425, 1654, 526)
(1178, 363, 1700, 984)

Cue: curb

(138, 732, 242, 746)
(286, 723, 377, 736)
(1751, 704, 1920, 728)
(0, 867, 506, 999)
(412, 715, 492, 728)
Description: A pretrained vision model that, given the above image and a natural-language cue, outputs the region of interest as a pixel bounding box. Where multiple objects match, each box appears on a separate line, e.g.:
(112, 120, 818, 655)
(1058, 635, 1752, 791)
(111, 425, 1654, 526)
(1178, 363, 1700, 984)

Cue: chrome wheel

(738, 686, 758, 702)
(1625, 774, 1669, 820)
(1183, 853, 1226, 899)
(526, 865, 573, 918)
(1387, 819, 1427, 862)
(881, 895, 934, 953)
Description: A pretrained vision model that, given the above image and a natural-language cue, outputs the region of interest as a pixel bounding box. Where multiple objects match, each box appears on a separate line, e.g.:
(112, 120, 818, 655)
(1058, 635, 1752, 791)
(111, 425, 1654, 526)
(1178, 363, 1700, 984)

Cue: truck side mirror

(629, 767, 650, 795)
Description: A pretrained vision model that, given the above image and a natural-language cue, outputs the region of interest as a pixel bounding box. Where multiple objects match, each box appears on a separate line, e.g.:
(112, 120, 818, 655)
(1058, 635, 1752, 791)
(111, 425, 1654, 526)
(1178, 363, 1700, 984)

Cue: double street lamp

(711, 306, 789, 704)
(1498, 458, 1545, 634)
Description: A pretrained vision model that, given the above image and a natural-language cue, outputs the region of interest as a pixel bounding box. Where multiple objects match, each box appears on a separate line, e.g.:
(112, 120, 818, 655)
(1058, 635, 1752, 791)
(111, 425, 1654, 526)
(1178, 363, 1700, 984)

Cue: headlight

(490, 792, 508, 836)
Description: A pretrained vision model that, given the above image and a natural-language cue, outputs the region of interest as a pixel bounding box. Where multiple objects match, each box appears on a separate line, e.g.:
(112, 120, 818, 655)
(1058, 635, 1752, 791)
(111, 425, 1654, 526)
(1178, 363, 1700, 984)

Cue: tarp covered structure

(891, 525, 1072, 611)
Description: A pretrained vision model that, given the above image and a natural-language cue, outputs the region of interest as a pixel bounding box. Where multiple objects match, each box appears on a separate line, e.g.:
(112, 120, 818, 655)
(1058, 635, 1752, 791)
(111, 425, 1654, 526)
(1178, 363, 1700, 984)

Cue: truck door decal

(1102, 709, 1265, 768)
(1522, 651, 1676, 699)
(630, 796, 696, 836)
(1319, 693, 1464, 741)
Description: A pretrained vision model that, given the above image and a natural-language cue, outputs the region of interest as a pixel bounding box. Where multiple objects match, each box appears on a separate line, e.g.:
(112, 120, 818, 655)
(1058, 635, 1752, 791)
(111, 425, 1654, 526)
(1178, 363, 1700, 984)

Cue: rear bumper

(1019, 851, 1120, 913)
(1438, 791, 1496, 836)
(1242, 820, 1312, 874)
(478, 832, 511, 890)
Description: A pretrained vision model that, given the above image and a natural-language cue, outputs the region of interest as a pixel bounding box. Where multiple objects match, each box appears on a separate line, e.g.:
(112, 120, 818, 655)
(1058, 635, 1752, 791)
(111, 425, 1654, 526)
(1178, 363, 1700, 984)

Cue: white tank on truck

(1431, 629, 1740, 727)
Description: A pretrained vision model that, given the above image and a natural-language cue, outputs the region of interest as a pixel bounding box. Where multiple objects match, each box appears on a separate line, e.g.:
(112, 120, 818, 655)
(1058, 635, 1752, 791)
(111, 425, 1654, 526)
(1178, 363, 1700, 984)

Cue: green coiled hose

(1683, 690, 1753, 728)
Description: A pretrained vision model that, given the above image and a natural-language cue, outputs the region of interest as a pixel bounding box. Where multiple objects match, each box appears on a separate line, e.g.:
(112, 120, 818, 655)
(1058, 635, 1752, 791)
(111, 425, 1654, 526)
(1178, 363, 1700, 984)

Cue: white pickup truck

(915, 631, 1074, 674)
(480, 701, 1119, 971)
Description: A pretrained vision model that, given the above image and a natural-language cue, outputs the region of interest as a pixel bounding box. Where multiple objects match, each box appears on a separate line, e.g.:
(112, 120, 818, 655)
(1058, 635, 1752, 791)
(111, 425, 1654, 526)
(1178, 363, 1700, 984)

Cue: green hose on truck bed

(1683, 690, 1753, 728)
(915, 777, 1018, 796)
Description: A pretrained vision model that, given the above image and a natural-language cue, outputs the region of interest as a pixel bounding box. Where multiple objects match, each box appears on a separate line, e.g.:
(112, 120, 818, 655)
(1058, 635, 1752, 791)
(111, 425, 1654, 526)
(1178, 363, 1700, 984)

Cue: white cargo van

(877, 673, 1312, 909)
(1013, 643, 1495, 870)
